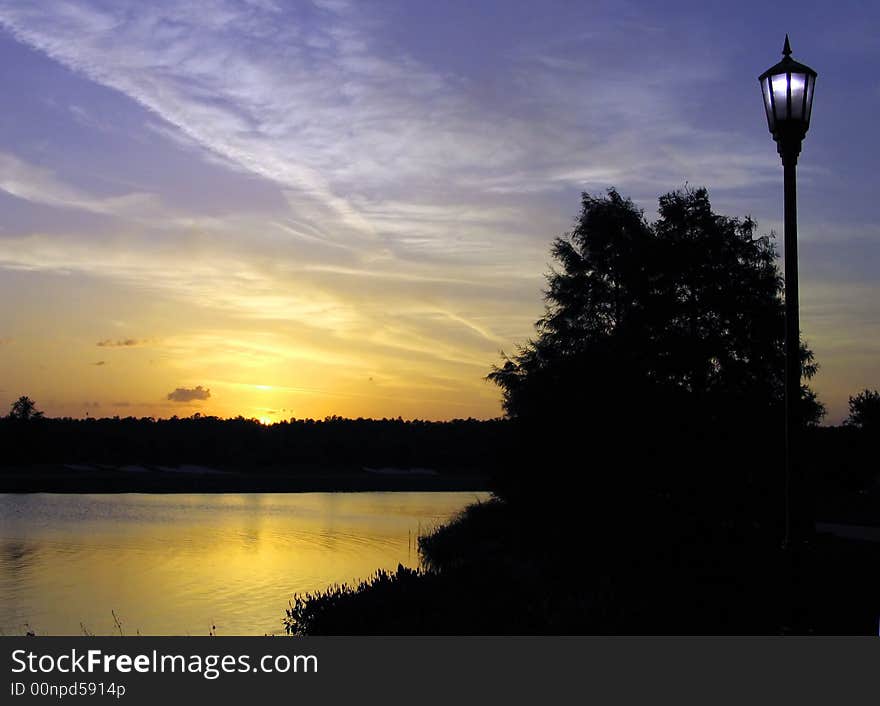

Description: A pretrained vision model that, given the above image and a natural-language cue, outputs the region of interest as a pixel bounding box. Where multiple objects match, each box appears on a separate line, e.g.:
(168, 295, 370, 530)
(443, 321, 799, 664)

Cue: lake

(0, 491, 488, 636)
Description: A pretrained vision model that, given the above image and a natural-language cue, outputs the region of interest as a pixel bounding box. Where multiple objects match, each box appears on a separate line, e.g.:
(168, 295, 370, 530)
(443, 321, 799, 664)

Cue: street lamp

(758, 35, 817, 548)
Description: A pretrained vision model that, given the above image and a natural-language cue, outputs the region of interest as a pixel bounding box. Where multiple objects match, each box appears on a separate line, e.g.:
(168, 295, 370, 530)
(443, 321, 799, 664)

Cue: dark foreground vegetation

(285, 492, 880, 635)
(284, 186, 880, 634)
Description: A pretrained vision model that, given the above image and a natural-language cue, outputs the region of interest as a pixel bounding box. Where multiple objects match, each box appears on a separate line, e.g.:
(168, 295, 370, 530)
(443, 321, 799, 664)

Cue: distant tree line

(0, 403, 506, 472)
(2, 389, 877, 501)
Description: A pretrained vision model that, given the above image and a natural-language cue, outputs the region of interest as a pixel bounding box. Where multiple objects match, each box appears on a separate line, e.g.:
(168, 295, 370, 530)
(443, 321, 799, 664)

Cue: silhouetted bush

(285, 494, 880, 635)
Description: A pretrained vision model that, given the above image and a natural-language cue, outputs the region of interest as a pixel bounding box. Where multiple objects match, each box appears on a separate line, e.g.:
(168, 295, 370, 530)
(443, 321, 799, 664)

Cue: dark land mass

(0, 415, 498, 493)
(0, 417, 876, 515)
(0, 462, 487, 493)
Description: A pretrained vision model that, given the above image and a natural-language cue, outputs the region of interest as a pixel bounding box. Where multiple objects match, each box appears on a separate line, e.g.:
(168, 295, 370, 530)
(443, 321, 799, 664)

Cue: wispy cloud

(0, 1, 767, 246)
(0, 152, 160, 217)
(97, 338, 144, 348)
(0, 0, 786, 291)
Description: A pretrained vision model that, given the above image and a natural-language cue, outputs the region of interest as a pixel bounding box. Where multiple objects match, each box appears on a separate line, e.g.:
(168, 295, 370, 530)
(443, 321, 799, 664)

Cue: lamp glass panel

(804, 74, 815, 124)
(762, 77, 776, 129)
(789, 73, 806, 120)
(771, 74, 789, 120)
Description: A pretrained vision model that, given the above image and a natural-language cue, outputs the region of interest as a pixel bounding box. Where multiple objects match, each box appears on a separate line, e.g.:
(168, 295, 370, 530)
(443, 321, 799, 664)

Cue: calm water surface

(0, 492, 487, 635)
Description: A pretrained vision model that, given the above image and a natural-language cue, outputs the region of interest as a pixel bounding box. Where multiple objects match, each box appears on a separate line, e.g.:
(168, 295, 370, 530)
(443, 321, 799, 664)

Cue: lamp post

(758, 36, 817, 548)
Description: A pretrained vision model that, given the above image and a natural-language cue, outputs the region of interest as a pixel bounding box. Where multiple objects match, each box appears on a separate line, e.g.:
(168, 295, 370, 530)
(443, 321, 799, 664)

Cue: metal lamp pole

(758, 36, 817, 547)
(782, 134, 800, 548)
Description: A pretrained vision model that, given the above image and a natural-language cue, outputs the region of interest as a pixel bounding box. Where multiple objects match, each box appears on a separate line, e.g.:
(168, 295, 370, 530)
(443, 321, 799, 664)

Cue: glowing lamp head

(759, 35, 817, 150)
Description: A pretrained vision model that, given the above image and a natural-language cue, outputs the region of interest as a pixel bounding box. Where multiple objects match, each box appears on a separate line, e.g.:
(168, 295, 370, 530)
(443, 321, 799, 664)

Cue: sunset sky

(0, 1, 878, 423)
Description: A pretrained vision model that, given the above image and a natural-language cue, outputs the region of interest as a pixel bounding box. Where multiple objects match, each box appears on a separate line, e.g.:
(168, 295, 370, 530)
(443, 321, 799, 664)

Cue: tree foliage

(8, 396, 43, 421)
(844, 389, 880, 431)
(489, 187, 824, 427)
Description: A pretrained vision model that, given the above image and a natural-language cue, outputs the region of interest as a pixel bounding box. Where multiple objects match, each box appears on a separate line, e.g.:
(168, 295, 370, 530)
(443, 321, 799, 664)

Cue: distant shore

(0, 463, 489, 493)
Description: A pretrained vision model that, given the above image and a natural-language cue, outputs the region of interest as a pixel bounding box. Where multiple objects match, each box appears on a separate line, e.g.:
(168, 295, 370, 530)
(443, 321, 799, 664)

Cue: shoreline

(0, 463, 489, 494)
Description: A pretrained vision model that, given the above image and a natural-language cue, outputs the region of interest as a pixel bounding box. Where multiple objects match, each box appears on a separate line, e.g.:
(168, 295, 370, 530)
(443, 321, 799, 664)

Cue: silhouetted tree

(489, 187, 823, 425)
(8, 396, 43, 421)
(487, 187, 824, 525)
(844, 389, 880, 431)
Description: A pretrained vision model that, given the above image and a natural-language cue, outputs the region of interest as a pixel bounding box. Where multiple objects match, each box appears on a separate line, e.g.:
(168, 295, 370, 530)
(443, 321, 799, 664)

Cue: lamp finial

(783, 34, 792, 57)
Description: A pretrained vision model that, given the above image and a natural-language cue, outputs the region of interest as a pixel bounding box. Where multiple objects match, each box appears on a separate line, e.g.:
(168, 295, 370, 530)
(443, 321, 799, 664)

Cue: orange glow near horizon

(0, 267, 870, 424)
(0, 273, 514, 422)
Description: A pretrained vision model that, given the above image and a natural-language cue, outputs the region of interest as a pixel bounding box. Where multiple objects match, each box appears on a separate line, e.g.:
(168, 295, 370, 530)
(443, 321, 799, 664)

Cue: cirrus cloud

(97, 338, 144, 347)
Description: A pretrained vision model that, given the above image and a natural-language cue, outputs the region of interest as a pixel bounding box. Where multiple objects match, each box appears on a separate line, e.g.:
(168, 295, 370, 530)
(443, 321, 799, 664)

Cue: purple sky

(0, 0, 877, 422)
